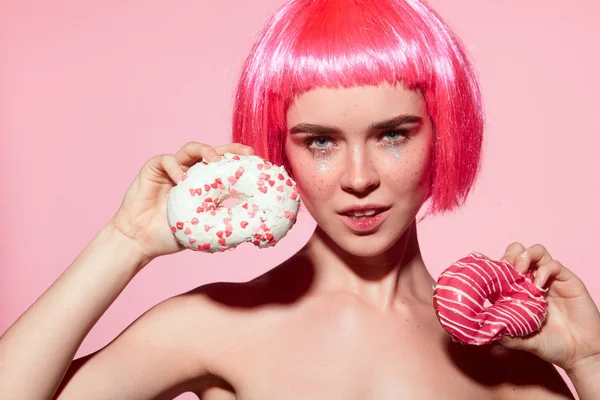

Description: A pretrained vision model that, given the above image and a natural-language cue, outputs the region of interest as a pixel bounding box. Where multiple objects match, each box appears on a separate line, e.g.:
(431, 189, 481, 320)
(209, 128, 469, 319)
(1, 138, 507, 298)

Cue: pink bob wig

(232, 0, 484, 216)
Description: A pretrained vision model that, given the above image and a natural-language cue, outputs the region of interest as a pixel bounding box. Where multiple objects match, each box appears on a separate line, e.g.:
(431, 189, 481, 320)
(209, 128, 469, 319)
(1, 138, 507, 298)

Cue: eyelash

(303, 130, 410, 155)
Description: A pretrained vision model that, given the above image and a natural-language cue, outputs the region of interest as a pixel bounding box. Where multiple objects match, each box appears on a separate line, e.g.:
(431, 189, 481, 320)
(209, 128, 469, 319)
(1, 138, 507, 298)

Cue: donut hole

(221, 196, 243, 208)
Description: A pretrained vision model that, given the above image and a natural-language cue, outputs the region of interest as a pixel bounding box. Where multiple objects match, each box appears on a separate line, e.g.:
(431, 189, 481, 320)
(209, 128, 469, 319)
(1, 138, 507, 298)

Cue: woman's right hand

(110, 142, 255, 263)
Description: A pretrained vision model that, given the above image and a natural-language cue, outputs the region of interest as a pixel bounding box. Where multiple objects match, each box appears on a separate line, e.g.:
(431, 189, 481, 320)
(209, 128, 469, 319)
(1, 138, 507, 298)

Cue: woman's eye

(312, 137, 331, 147)
(383, 130, 404, 141)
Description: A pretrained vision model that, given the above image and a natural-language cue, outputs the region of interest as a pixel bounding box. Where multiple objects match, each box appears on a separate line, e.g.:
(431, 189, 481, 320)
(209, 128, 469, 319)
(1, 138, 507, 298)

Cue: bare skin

(1, 84, 598, 399)
(49, 225, 575, 400)
(180, 225, 575, 400)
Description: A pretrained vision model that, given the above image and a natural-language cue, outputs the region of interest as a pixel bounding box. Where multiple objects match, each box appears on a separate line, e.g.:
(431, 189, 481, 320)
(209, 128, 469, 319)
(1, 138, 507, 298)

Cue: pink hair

(232, 0, 484, 217)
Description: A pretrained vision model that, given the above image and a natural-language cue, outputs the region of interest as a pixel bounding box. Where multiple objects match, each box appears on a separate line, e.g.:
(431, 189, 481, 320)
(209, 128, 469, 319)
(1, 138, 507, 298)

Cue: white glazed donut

(166, 152, 300, 253)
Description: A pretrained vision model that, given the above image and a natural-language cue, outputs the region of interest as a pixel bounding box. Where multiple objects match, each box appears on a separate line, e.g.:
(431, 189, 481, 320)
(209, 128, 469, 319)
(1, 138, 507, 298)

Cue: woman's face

(285, 83, 433, 257)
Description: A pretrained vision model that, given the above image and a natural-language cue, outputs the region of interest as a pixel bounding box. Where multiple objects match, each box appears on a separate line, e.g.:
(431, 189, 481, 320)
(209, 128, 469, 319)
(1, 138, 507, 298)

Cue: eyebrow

(288, 114, 422, 135)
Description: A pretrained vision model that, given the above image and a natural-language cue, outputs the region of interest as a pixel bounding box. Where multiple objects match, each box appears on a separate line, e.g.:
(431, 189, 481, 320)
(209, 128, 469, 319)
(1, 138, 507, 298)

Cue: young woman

(1, 0, 599, 399)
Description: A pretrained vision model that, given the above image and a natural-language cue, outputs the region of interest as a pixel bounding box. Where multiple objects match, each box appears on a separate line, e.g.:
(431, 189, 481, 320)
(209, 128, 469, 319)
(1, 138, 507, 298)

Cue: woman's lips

(339, 209, 389, 233)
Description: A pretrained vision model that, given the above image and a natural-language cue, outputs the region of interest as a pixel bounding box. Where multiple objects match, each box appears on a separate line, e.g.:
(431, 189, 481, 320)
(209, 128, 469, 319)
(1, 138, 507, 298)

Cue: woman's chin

(330, 231, 396, 258)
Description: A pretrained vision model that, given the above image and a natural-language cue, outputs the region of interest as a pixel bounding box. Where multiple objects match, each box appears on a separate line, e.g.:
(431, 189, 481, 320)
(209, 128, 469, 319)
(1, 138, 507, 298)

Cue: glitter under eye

(384, 142, 403, 161)
(317, 158, 330, 173)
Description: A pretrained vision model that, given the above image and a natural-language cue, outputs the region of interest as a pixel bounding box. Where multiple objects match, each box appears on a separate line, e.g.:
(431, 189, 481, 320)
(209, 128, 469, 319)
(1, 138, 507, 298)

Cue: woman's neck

(296, 220, 435, 310)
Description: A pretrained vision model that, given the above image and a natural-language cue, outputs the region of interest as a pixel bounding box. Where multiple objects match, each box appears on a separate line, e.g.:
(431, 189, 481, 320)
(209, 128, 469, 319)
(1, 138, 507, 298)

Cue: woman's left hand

(498, 242, 600, 374)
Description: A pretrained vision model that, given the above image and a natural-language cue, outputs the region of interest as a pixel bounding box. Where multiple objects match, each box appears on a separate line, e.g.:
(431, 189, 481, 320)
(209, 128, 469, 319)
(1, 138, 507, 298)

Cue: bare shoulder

(55, 259, 311, 399)
(486, 344, 575, 399)
(55, 283, 251, 399)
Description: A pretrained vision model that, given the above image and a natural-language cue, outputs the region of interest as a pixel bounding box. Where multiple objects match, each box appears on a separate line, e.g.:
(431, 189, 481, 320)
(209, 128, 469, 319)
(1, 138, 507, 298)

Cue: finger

(174, 142, 221, 167)
(499, 332, 540, 352)
(143, 154, 184, 184)
(514, 244, 553, 275)
(214, 143, 255, 156)
(501, 242, 526, 267)
(534, 260, 573, 288)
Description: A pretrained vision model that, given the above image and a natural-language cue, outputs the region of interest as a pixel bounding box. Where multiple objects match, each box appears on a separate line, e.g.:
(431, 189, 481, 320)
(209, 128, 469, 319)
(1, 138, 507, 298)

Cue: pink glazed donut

(166, 152, 300, 253)
(433, 252, 548, 345)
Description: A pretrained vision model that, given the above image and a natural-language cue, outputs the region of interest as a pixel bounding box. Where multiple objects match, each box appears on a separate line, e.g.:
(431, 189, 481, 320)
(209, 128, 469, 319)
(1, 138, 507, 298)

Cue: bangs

(268, 0, 433, 98)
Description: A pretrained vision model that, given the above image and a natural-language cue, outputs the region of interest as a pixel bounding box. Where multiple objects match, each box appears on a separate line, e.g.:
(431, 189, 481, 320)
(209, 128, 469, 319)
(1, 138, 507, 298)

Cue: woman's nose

(339, 146, 380, 196)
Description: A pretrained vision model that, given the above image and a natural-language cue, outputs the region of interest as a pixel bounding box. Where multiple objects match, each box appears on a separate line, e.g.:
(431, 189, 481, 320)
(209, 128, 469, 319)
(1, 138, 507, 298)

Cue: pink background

(1, 1, 599, 398)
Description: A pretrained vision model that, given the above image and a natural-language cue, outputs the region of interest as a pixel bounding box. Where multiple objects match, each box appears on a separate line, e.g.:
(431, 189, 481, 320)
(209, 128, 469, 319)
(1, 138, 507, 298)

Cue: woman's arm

(0, 222, 148, 399)
(566, 357, 600, 400)
(0, 142, 255, 399)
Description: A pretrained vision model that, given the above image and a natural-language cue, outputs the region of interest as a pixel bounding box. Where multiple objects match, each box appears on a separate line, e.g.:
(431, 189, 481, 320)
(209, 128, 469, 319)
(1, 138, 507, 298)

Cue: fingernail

(515, 251, 528, 270)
